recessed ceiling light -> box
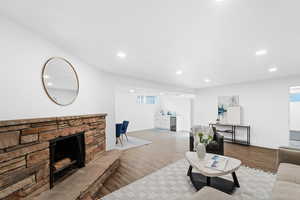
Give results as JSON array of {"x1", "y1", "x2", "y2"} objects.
[
  {"x1": 255, "y1": 49, "x2": 267, "y2": 56},
  {"x1": 268, "y1": 67, "x2": 278, "y2": 72},
  {"x1": 47, "y1": 82, "x2": 53, "y2": 86},
  {"x1": 176, "y1": 70, "x2": 183, "y2": 75},
  {"x1": 117, "y1": 51, "x2": 126, "y2": 59},
  {"x1": 129, "y1": 89, "x2": 135, "y2": 93},
  {"x1": 159, "y1": 92, "x2": 165, "y2": 95},
  {"x1": 216, "y1": 0, "x2": 224, "y2": 2},
  {"x1": 204, "y1": 78, "x2": 211, "y2": 83}
]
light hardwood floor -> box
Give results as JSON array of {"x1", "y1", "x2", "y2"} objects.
[{"x1": 96, "y1": 129, "x2": 277, "y2": 199}]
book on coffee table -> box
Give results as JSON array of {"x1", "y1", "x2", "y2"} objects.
[{"x1": 205, "y1": 155, "x2": 228, "y2": 171}]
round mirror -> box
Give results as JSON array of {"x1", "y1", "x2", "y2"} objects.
[{"x1": 42, "y1": 57, "x2": 79, "y2": 106}]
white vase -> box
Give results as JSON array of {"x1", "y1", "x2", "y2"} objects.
[{"x1": 196, "y1": 143, "x2": 206, "y2": 159}]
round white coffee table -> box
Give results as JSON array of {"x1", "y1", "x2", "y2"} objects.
[{"x1": 185, "y1": 152, "x2": 241, "y2": 194}]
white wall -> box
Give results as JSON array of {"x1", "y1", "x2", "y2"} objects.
[
  {"x1": 0, "y1": 15, "x2": 192, "y2": 147},
  {"x1": 115, "y1": 92, "x2": 159, "y2": 132},
  {"x1": 5, "y1": 12, "x2": 298, "y2": 149},
  {"x1": 115, "y1": 92, "x2": 192, "y2": 132},
  {"x1": 160, "y1": 96, "x2": 191, "y2": 131},
  {"x1": 194, "y1": 76, "x2": 300, "y2": 149},
  {"x1": 290, "y1": 102, "x2": 300, "y2": 131},
  {"x1": 0, "y1": 16, "x2": 120, "y2": 149}
]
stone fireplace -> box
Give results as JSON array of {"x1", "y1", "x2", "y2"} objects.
[{"x1": 0, "y1": 114, "x2": 106, "y2": 199}]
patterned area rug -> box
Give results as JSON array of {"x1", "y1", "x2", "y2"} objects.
[{"x1": 102, "y1": 159, "x2": 276, "y2": 200}]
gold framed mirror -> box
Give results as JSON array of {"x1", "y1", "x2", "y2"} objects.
[{"x1": 42, "y1": 57, "x2": 79, "y2": 106}]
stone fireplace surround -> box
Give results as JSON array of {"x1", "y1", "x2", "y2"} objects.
[{"x1": 0, "y1": 114, "x2": 106, "y2": 199}]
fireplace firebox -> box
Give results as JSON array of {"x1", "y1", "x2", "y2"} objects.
[{"x1": 49, "y1": 132, "x2": 85, "y2": 188}]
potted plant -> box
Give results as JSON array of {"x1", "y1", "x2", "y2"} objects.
[{"x1": 195, "y1": 133, "x2": 213, "y2": 159}]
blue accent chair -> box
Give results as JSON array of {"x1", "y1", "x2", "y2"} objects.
[
  {"x1": 116, "y1": 123, "x2": 123, "y2": 145},
  {"x1": 120, "y1": 121, "x2": 129, "y2": 141}
]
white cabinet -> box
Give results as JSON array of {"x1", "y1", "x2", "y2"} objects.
[
  {"x1": 226, "y1": 106, "x2": 241, "y2": 125},
  {"x1": 175, "y1": 115, "x2": 184, "y2": 131},
  {"x1": 154, "y1": 115, "x2": 171, "y2": 130},
  {"x1": 154, "y1": 114, "x2": 188, "y2": 131}
]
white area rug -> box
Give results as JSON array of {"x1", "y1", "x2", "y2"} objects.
[
  {"x1": 102, "y1": 159, "x2": 276, "y2": 200},
  {"x1": 114, "y1": 136, "x2": 152, "y2": 150}
]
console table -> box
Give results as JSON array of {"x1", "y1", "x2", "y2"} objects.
[{"x1": 210, "y1": 123, "x2": 250, "y2": 145}]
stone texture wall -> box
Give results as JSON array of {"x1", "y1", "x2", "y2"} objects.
[{"x1": 0, "y1": 114, "x2": 106, "y2": 199}]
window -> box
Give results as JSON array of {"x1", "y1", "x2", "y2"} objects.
[
  {"x1": 136, "y1": 96, "x2": 144, "y2": 104},
  {"x1": 145, "y1": 96, "x2": 157, "y2": 104},
  {"x1": 290, "y1": 93, "x2": 300, "y2": 102},
  {"x1": 136, "y1": 95, "x2": 157, "y2": 104}
]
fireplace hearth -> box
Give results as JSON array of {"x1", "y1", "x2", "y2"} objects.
[{"x1": 49, "y1": 132, "x2": 85, "y2": 188}]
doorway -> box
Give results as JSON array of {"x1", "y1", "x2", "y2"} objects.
[{"x1": 289, "y1": 86, "x2": 300, "y2": 147}]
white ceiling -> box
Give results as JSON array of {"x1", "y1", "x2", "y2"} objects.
[
  {"x1": 1, "y1": 0, "x2": 300, "y2": 89},
  {"x1": 116, "y1": 86, "x2": 196, "y2": 99}
]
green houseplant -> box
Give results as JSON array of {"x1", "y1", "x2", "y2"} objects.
[{"x1": 195, "y1": 132, "x2": 213, "y2": 159}]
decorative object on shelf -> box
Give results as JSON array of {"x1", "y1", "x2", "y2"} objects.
[
  {"x1": 195, "y1": 133, "x2": 213, "y2": 159},
  {"x1": 159, "y1": 110, "x2": 165, "y2": 115},
  {"x1": 42, "y1": 57, "x2": 79, "y2": 106}
]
